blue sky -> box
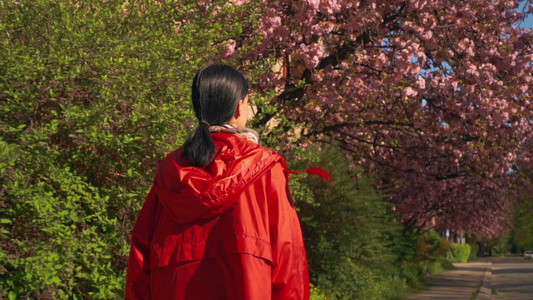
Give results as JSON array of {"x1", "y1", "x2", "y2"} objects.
[
  {"x1": 518, "y1": 1, "x2": 533, "y2": 29},
  {"x1": 520, "y1": 15, "x2": 532, "y2": 29}
]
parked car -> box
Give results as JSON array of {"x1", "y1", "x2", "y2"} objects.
[{"x1": 524, "y1": 251, "x2": 533, "y2": 259}]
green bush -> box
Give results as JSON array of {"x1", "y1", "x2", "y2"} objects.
[
  {"x1": 412, "y1": 230, "x2": 454, "y2": 280},
  {"x1": 468, "y1": 242, "x2": 479, "y2": 261},
  {"x1": 310, "y1": 284, "x2": 327, "y2": 300},
  {"x1": 417, "y1": 230, "x2": 451, "y2": 261},
  {"x1": 448, "y1": 244, "x2": 471, "y2": 263},
  {"x1": 511, "y1": 194, "x2": 533, "y2": 252},
  {"x1": 491, "y1": 236, "x2": 512, "y2": 256},
  {"x1": 0, "y1": 0, "x2": 257, "y2": 298},
  {"x1": 289, "y1": 146, "x2": 426, "y2": 299}
]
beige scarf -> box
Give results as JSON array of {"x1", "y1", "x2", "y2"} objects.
[{"x1": 209, "y1": 124, "x2": 260, "y2": 144}]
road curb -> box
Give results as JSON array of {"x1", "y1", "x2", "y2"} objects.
[{"x1": 477, "y1": 262, "x2": 493, "y2": 300}]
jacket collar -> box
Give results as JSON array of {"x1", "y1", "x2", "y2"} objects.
[{"x1": 208, "y1": 124, "x2": 260, "y2": 144}]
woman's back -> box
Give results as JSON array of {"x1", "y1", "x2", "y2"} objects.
[{"x1": 125, "y1": 65, "x2": 309, "y2": 299}]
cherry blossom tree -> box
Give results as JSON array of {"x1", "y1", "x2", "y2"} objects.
[{"x1": 223, "y1": 0, "x2": 533, "y2": 236}]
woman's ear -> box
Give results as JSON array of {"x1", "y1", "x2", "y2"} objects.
[
  {"x1": 231, "y1": 95, "x2": 249, "y2": 128},
  {"x1": 235, "y1": 97, "x2": 246, "y2": 117}
]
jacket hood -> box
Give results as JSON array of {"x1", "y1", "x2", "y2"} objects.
[{"x1": 153, "y1": 133, "x2": 285, "y2": 224}]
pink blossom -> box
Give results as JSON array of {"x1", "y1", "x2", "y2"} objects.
[
  {"x1": 306, "y1": 0, "x2": 320, "y2": 10},
  {"x1": 310, "y1": 21, "x2": 335, "y2": 36},
  {"x1": 414, "y1": 77, "x2": 426, "y2": 89},
  {"x1": 220, "y1": 40, "x2": 236, "y2": 58},
  {"x1": 402, "y1": 86, "x2": 418, "y2": 98},
  {"x1": 299, "y1": 43, "x2": 324, "y2": 69},
  {"x1": 232, "y1": 0, "x2": 248, "y2": 6},
  {"x1": 226, "y1": 0, "x2": 533, "y2": 236}
]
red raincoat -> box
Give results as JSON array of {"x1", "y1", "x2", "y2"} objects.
[{"x1": 126, "y1": 133, "x2": 310, "y2": 299}]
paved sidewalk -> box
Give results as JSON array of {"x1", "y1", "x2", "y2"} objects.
[{"x1": 405, "y1": 259, "x2": 492, "y2": 300}]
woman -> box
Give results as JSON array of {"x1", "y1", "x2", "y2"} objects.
[{"x1": 126, "y1": 64, "x2": 310, "y2": 299}]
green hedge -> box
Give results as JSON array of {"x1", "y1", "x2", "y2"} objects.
[
  {"x1": 0, "y1": 1, "x2": 255, "y2": 298},
  {"x1": 289, "y1": 146, "x2": 429, "y2": 299},
  {"x1": 449, "y1": 244, "x2": 471, "y2": 263},
  {"x1": 468, "y1": 243, "x2": 479, "y2": 261}
]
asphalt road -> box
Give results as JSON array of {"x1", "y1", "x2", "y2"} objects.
[
  {"x1": 405, "y1": 261, "x2": 489, "y2": 299},
  {"x1": 404, "y1": 256, "x2": 533, "y2": 300},
  {"x1": 490, "y1": 256, "x2": 533, "y2": 299}
]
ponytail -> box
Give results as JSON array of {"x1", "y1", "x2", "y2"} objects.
[{"x1": 182, "y1": 122, "x2": 215, "y2": 167}]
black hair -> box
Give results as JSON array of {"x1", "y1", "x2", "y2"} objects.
[{"x1": 182, "y1": 64, "x2": 249, "y2": 167}]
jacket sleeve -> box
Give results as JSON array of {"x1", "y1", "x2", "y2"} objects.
[
  {"x1": 125, "y1": 186, "x2": 159, "y2": 299},
  {"x1": 266, "y1": 163, "x2": 310, "y2": 300}
]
